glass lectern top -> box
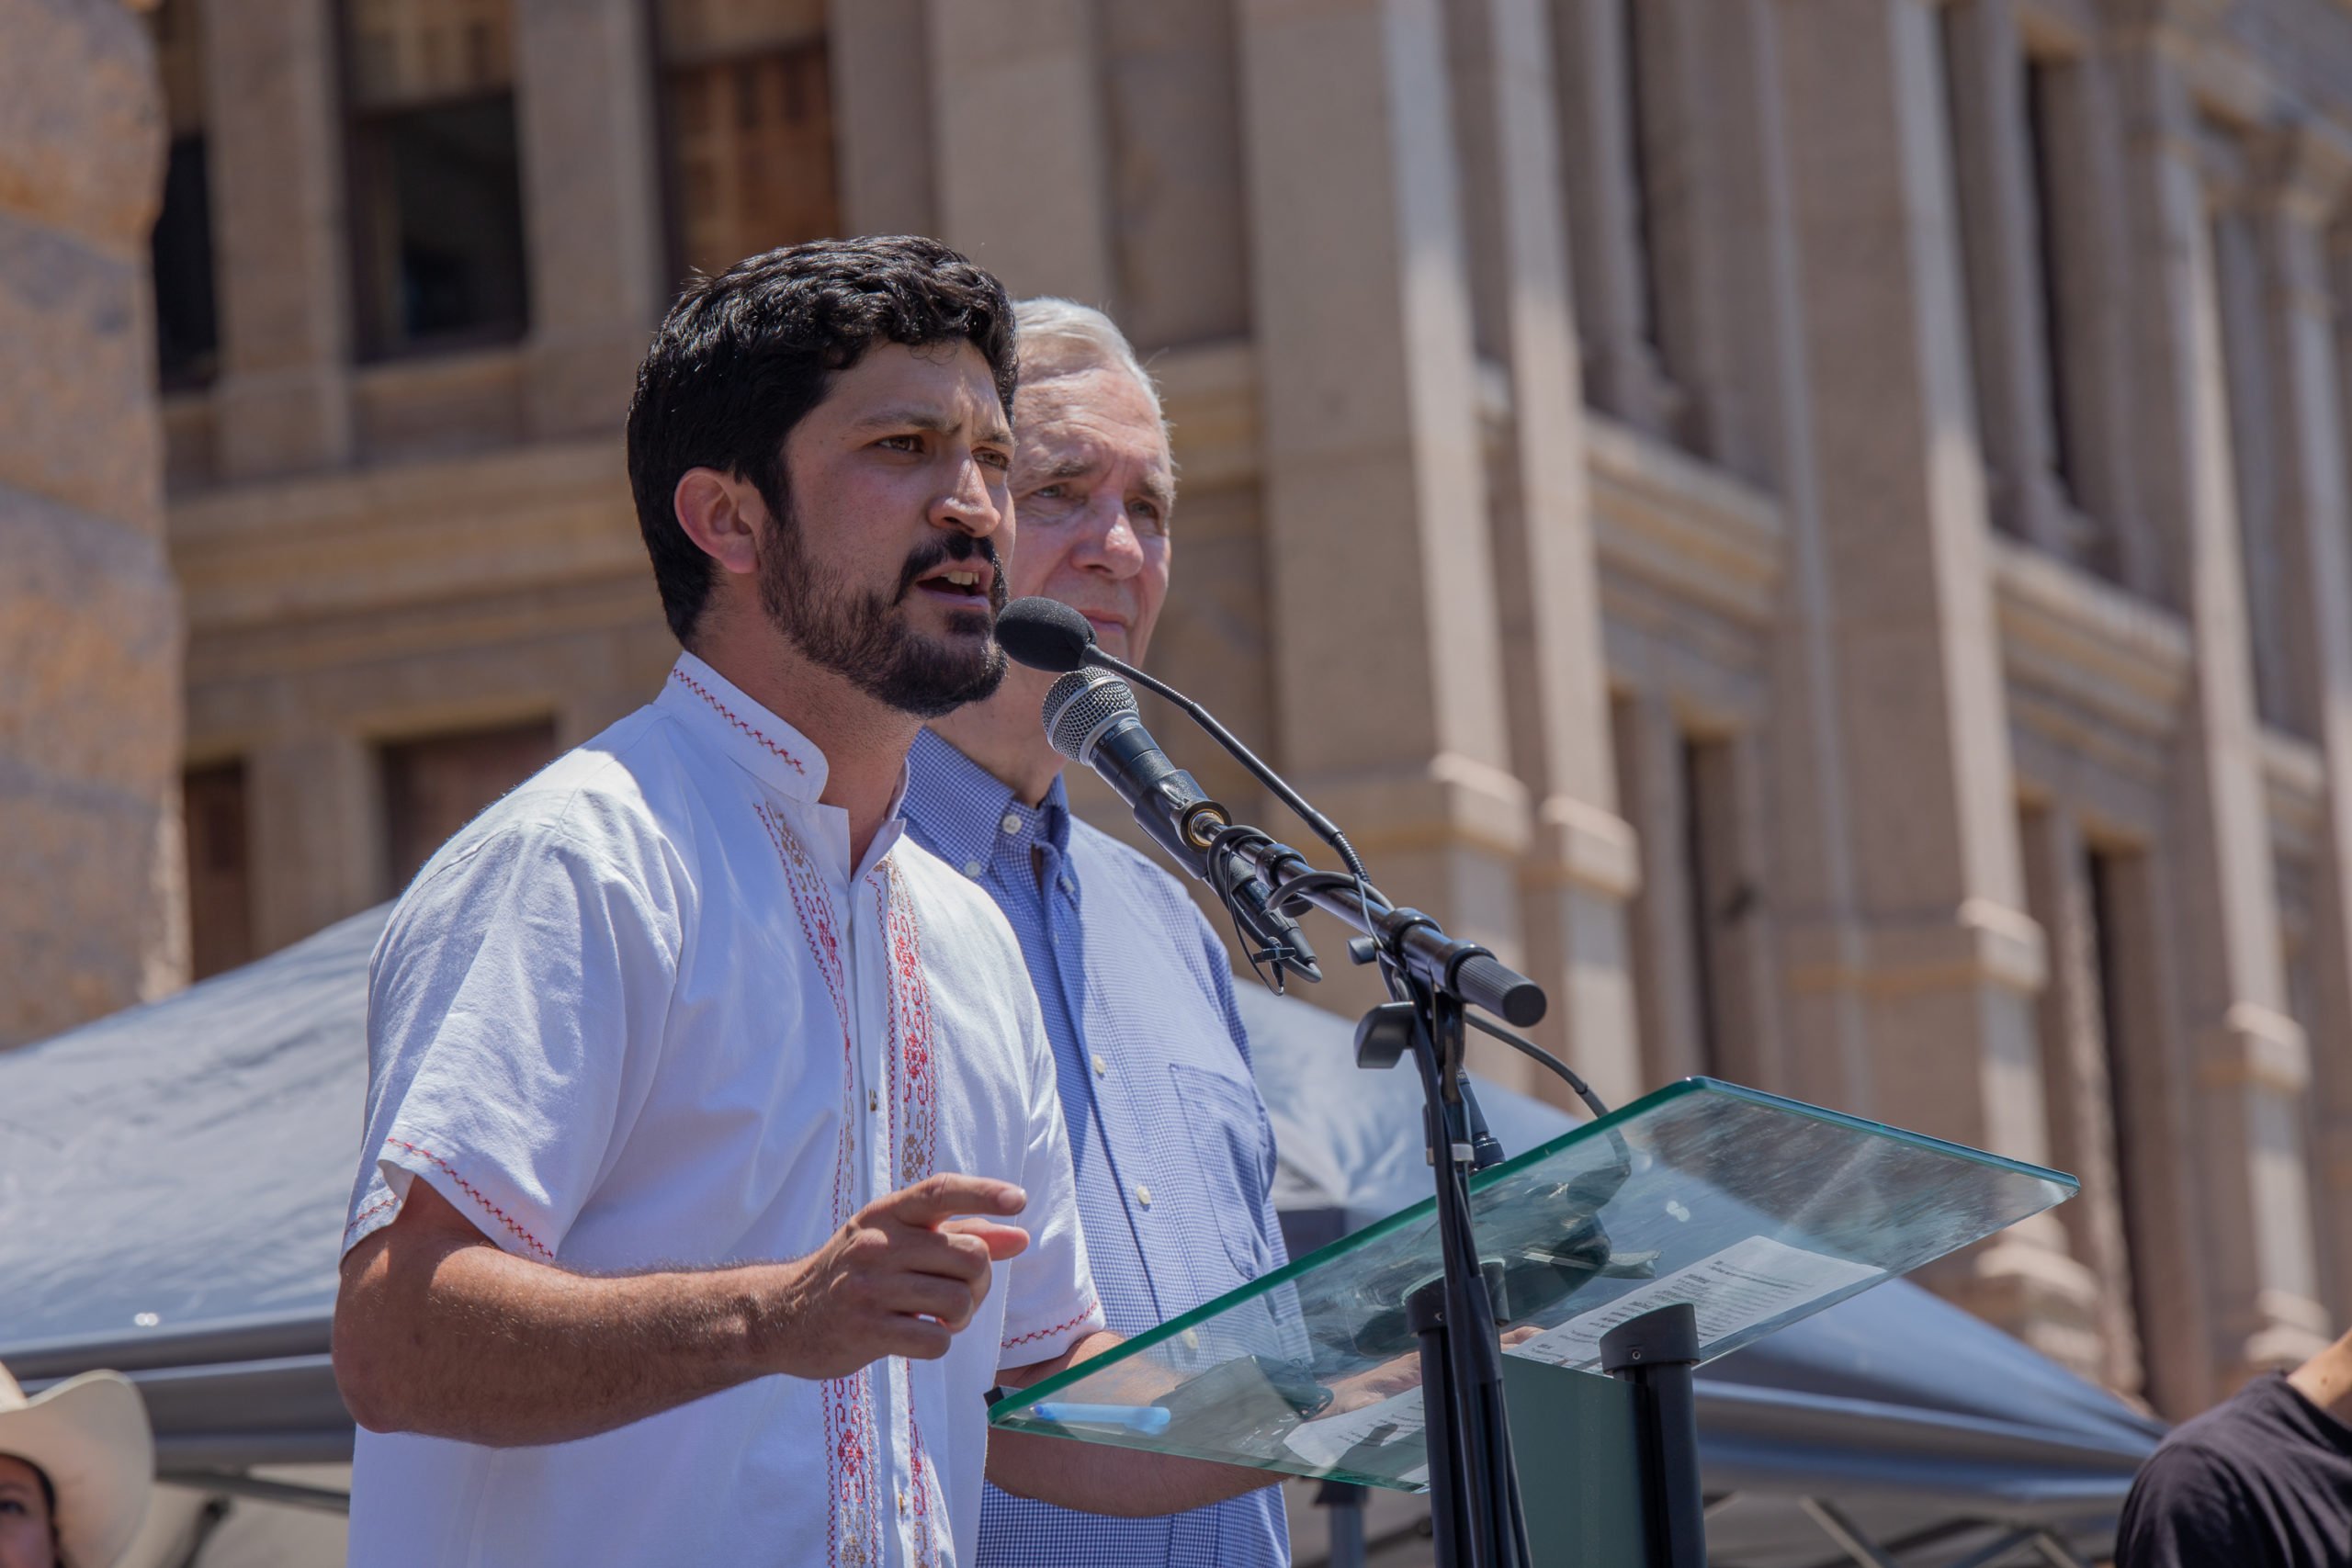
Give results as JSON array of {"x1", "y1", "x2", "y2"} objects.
[{"x1": 989, "y1": 1077, "x2": 2075, "y2": 1491}]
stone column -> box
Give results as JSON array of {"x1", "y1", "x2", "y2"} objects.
[
  {"x1": 248, "y1": 734, "x2": 379, "y2": 955},
  {"x1": 2018, "y1": 805, "x2": 2146, "y2": 1390},
  {"x1": 926, "y1": 0, "x2": 1114, "y2": 304},
  {"x1": 1551, "y1": 0, "x2": 1672, "y2": 431},
  {"x1": 204, "y1": 0, "x2": 354, "y2": 479},
  {"x1": 515, "y1": 0, "x2": 665, "y2": 438},
  {"x1": 1771, "y1": 0, "x2": 2097, "y2": 1356},
  {"x1": 1634, "y1": 0, "x2": 1739, "y2": 455},
  {"x1": 831, "y1": 0, "x2": 935, "y2": 237},
  {"x1": 1447, "y1": 0, "x2": 1643, "y2": 1110},
  {"x1": 1939, "y1": 0, "x2": 2078, "y2": 553},
  {"x1": 1613, "y1": 695, "x2": 1702, "y2": 1086},
  {"x1": 2253, "y1": 123, "x2": 2352, "y2": 1337},
  {"x1": 2063, "y1": 45, "x2": 2167, "y2": 597},
  {"x1": 2100, "y1": 0, "x2": 2331, "y2": 1390},
  {"x1": 1237, "y1": 0, "x2": 1533, "y2": 1086},
  {"x1": 0, "y1": 0, "x2": 186, "y2": 1047}
]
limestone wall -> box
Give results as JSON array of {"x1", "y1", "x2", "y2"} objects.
[{"x1": 0, "y1": 0, "x2": 186, "y2": 1047}]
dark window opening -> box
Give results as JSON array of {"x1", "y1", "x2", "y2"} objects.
[
  {"x1": 147, "y1": 0, "x2": 218, "y2": 389},
  {"x1": 1679, "y1": 735, "x2": 1725, "y2": 1080},
  {"x1": 381, "y1": 719, "x2": 558, "y2": 891},
  {"x1": 1621, "y1": 0, "x2": 1665, "y2": 361},
  {"x1": 2024, "y1": 56, "x2": 2079, "y2": 505},
  {"x1": 2087, "y1": 848, "x2": 2154, "y2": 1396},
  {"x1": 184, "y1": 761, "x2": 254, "y2": 980},
  {"x1": 153, "y1": 134, "x2": 221, "y2": 389},
  {"x1": 349, "y1": 96, "x2": 531, "y2": 359},
  {"x1": 1937, "y1": 3, "x2": 2000, "y2": 502}
]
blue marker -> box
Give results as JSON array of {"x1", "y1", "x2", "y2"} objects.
[{"x1": 1030, "y1": 1403, "x2": 1174, "y2": 1437}]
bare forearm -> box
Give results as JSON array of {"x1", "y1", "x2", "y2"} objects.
[
  {"x1": 987, "y1": 1428, "x2": 1273, "y2": 1517},
  {"x1": 334, "y1": 1171, "x2": 1029, "y2": 1448},
  {"x1": 987, "y1": 1331, "x2": 1270, "y2": 1516},
  {"x1": 335, "y1": 1235, "x2": 776, "y2": 1447}
]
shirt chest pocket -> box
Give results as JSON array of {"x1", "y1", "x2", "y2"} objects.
[{"x1": 1165, "y1": 1062, "x2": 1275, "y2": 1280}]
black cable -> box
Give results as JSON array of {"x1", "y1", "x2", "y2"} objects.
[
  {"x1": 1087, "y1": 649, "x2": 1374, "y2": 884},
  {"x1": 1461, "y1": 1012, "x2": 1613, "y2": 1122}
]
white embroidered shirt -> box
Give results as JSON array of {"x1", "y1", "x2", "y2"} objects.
[{"x1": 339, "y1": 652, "x2": 1103, "y2": 1568}]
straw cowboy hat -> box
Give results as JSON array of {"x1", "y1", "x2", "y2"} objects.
[{"x1": 0, "y1": 1363, "x2": 152, "y2": 1568}]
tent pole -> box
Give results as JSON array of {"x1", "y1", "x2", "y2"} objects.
[
  {"x1": 2030, "y1": 1532, "x2": 2093, "y2": 1568},
  {"x1": 164, "y1": 1471, "x2": 352, "y2": 1515},
  {"x1": 1800, "y1": 1496, "x2": 1901, "y2": 1568},
  {"x1": 1940, "y1": 1529, "x2": 2044, "y2": 1568}
]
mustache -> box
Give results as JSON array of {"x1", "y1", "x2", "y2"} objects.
[{"x1": 894, "y1": 532, "x2": 1007, "y2": 608}]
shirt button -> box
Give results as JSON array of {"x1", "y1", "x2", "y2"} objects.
[
  {"x1": 897, "y1": 1486, "x2": 908, "y2": 1517},
  {"x1": 962, "y1": 860, "x2": 983, "y2": 878},
  {"x1": 1059, "y1": 875, "x2": 1075, "y2": 894},
  {"x1": 1136, "y1": 1183, "x2": 1153, "y2": 1209},
  {"x1": 1091, "y1": 1053, "x2": 1108, "y2": 1077},
  {"x1": 1001, "y1": 812, "x2": 1022, "y2": 835}
]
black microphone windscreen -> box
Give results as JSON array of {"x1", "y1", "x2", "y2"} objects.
[{"x1": 997, "y1": 597, "x2": 1096, "y2": 672}]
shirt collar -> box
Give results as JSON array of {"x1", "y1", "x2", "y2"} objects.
[
  {"x1": 904, "y1": 730, "x2": 1072, "y2": 876},
  {"x1": 656, "y1": 652, "x2": 830, "y2": 802}
]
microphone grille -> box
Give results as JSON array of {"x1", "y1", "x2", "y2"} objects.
[{"x1": 1042, "y1": 670, "x2": 1138, "y2": 764}]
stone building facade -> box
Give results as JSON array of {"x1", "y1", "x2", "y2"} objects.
[{"x1": 9, "y1": 0, "x2": 2352, "y2": 1428}]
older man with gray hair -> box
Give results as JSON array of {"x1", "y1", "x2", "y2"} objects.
[{"x1": 903, "y1": 299, "x2": 1293, "y2": 1566}]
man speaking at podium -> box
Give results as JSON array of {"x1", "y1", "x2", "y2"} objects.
[
  {"x1": 908, "y1": 299, "x2": 1295, "y2": 1567},
  {"x1": 330, "y1": 239, "x2": 1258, "y2": 1567}
]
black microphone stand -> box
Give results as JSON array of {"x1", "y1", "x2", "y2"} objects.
[{"x1": 1069, "y1": 640, "x2": 1537, "y2": 1568}]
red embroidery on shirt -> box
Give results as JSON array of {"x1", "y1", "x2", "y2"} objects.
[
  {"x1": 1001, "y1": 1291, "x2": 1102, "y2": 1352},
  {"x1": 757, "y1": 806, "x2": 880, "y2": 1564},
  {"x1": 672, "y1": 668, "x2": 808, "y2": 775},
  {"x1": 901, "y1": 1361, "x2": 943, "y2": 1568},
  {"x1": 880, "y1": 865, "x2": 944, "y2": 1566},
  {"x1": 877, "y1": 863, "x2": 939, "y2": 1190},
  {"x1": 382, "y1": 1138, "x2": 556, "y2": 1261},
  {"x1": 341, "y1": 1195, "x2": 400, "y2": 1240}
]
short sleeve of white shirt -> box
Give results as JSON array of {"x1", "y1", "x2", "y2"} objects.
[
  {"x1": 341, "y1": 801, "x2": 683, "y2": 1263},
  {"x1": 986, "y1": 918, "x2": 1102, "y2": 1371}
]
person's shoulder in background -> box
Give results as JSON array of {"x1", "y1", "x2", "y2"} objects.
[{"x1": 2113, "y1": 1374, "x2": 2335, "y2": 1568}]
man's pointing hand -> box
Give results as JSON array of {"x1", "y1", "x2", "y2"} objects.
[{"x1": 767, "y1": 1173, "x2": 1032, "y2": 1381}]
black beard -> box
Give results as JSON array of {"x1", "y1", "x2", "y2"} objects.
[{"x1": 755, "y1": 496, "x2": 1008, "y2": 719}]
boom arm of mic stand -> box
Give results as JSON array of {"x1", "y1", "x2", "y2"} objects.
[
  {"x1": 1080, "y1": 647, "x2": 1371, "y2": 881},
  {"x1": 1209, "y1": 829, "x2": 1549, "y2": 1030}
]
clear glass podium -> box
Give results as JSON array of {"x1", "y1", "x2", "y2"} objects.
[{"x1": 989, "y1": 1077, "x2": 2076, "y2": 1507}]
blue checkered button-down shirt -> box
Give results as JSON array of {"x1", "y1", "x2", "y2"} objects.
[{"x1": 903, "y1": 730, "x2": 1292, "y2": 1568}]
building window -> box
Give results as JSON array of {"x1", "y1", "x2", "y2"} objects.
[
  {"x1": 184, "y1": 761, "x2": 254, "y2": 980},
  {"x1": 1553, "y1": 0, "x2": 1707, "y2": 448},
  {"x1": 2021, "y1": 54, "x2": 2080, "y2": 505},
  {"x1": 148, "y1": 0, "x2": 220, "y2": 389},
  {"x1": 343, "y1": 0, "x2": 530, "y2": 361},
  {"x1": 656, "y1": 0, "x2": 841, "y2": 287},
  {"x1": 1611, "y1": 697, "x2": 1751, "y2": 1085},
  {"x1": 2207, "y1": 181, "x2": 2303, "y2": 735},
  {"x1": 2085, "y1": 845, "x2": 2154, "y2": 1400},
  {"x1": 1937, "y1": 9, "x2": 2109, "y2": 567},
  {"x1": 1678, "y1": 733, "x2": 1735, "y2": 1080},
  {"x1": 380, "y1": 718, "x2": 558, "y2": 890}
]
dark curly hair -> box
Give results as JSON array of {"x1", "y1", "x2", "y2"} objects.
[{"x1": 625, "y1": 236, "x2": 1019, "y2": 644}]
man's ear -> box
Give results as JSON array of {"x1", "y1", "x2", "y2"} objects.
[{"x1": 673, "y1": 468, "x2": 765, "y2": 578}]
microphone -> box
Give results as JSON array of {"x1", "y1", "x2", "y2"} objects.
[
  {"x1": 997, "y1": 597, "x2": 1096, "y2": 673},
  {"x1": 1043, "y1": 669, "x2": 1319, "y2": 984},
  {"x1": 1043, "y1": 668, "x2": 1224, "y2": 873}
]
